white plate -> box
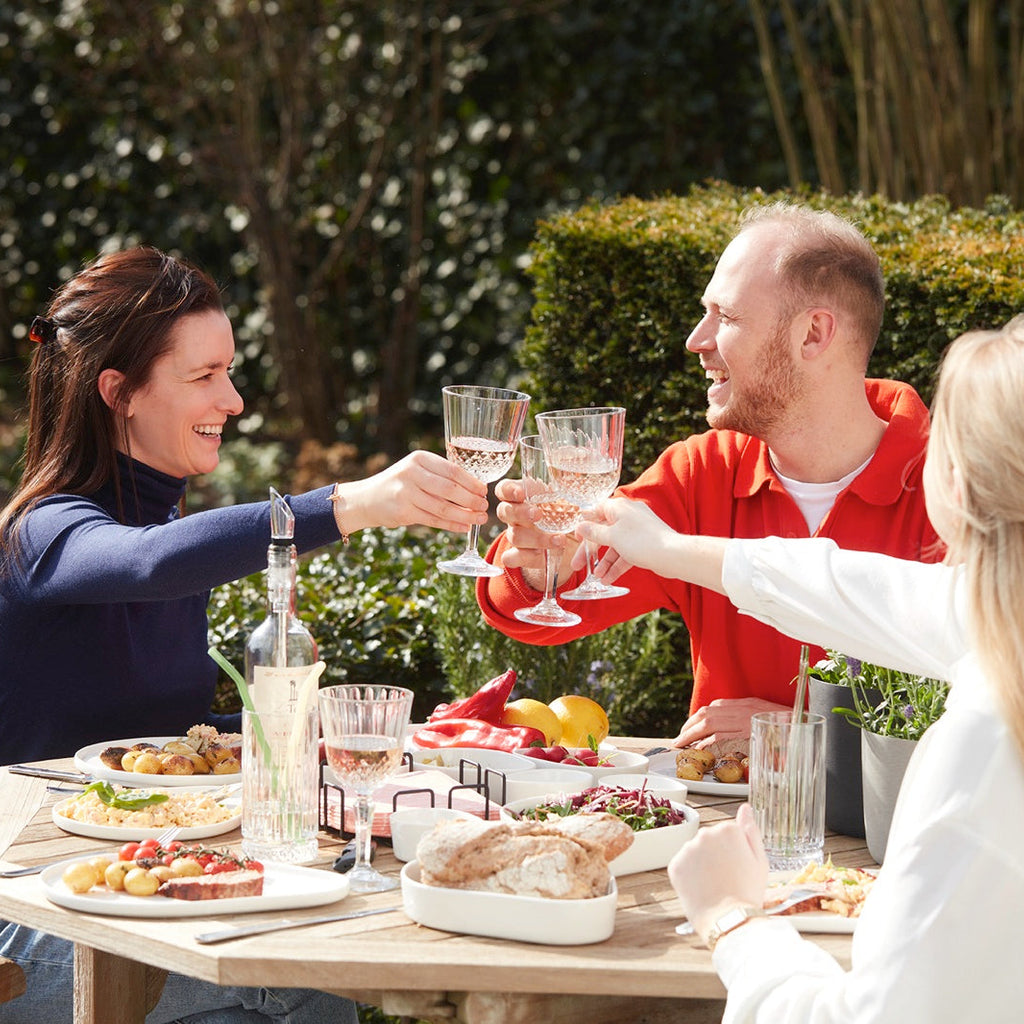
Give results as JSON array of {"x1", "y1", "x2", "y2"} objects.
[
  {"x1": 74, "y1": 737, "x2": 242, "y2": 789},
  {"x1": 501, "y1": 796, "x2": 699, "y2": 876},
  {"x1": 400, "y1": 860, "x2": 617, "y2": 944},
  {"x1": 42, "y1": 857, "x2": 349, "y2": 918},
  {"x1": 52, "y1": 791, "x2": 242, "y2": 842},
  {"x1": 647, "y1": 749, "x2": 749, "y2": 797},
  {"x1": 409, "y1": 747, "x2": 537, "y2": 780}
]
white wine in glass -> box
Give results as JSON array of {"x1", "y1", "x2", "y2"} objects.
[
  {"x1": 319, "y1": 684, "x2": 414, "y2": 893},
  {"x1": 437, "y1": 384, "x2": 531, "y2": 577},
  {"x1": 536, "y1": 406, "x2": 629, "y2": 600},
  {"x1": 513, "y1": 435, "x2": 582, "y2": 627}
]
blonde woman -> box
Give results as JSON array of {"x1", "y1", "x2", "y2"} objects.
[{"x1": 576, "y1": 317, "x2": 1024, "y2": 1021}]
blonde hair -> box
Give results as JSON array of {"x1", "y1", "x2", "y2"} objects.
[
  {"x1": 738, "y1": 202, "x2": 884, "y2": 368},
  {"x1": 929, "y1": 315, "x2": 1024, "y2": 762}
]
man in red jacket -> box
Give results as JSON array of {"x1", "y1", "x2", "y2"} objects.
[{"x1": 476, "y1": 202, "x2": 943, "y2": 748}]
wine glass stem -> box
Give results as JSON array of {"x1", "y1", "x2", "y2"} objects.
[
  {"x1": 542, "y1": 548, "x2": 557, "y2": 601},
  {"x1": 353, "y1": 792, "x2": 375, "y2": 871},
  {"x1": 463, "y1": 522, "x2": 482, "y2": 557},
  {"x1": 582, "y1": 538, "x2": 598, "y2": 579}
]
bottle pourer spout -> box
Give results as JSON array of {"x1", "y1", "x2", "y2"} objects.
[{"x1": 269, "y1": 487, "x2": 295, "y2": 543}]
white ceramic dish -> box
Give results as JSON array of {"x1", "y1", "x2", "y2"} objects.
[
  {"x1": 593, "y1": 772, "x2": 688, "y2": 803},
  {"x1": 400, "y1": 860, "x2": 617, "y2": 944},
  {"x1": 389, "y1": 807, "x2": 479, "y2": 862},
  {"x1": 409, "y1": 747, "x2": 536, "y2": 781},
  {"x1": 52, "y1": 790, "x2": 242, "y2": 842},
  {"x1": 502, "y1": 767, "x2": 594, "y2": 803},
  {"x1": 74, "y1": 737, "x2": 242, "y2": 789},
  {"x1": 514, "y1": 748, "x2": 648, "y2": 780},
  {"x1": 647, "y1": 749, "x2": 749, "y2": 797},
  {"x1": 500, "y1": 795, "x2": 699, "y2": 876},
  {"x1": 42, "y1": 858, "x2": 349, "y2": 918}
]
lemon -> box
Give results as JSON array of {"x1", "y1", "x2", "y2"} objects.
[
  {"x1": 548, "y1": 695, "x2": 610, "y2": 748},
  {"x1": 499, "y1": 698, "x2": 563, "y2": 746}
]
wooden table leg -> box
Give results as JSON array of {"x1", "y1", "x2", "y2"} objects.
[{"x1": 73, "y1": 945, "x2": 151, "y2": 1024}]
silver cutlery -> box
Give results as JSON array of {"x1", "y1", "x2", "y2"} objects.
[
  {"x1": 9, "y1": 765, "x2": 92, "y2": 784},
  {"x1": 194, "y1": 906, "x2": 400, "y2": 944},
  {"x1": 675, "y1": 887, "x2": 821, "y2": 936}
]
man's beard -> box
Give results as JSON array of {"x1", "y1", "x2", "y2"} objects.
[{"x1": 706, "y1": 321, "x2": 802, "y2": 437}]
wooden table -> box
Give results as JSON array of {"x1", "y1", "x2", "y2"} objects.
[{"x1": 0, "y1": 739, "x2": 874, "y2": 1024}]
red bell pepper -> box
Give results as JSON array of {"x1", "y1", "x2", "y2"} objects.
[
  {"x1": 427, "y1": 668, "x2": 517, "y2": 725},
  {"x1": 411, "y1": 717, "x2": 545, "y2": 752}
]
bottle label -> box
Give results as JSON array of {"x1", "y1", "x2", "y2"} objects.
[{"x1": 251, "y1": 665, "x2": 314, "y2": 715}]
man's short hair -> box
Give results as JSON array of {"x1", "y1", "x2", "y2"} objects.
[{"x1": 738, "y1": 202, "x2": 885, "y2": 366}]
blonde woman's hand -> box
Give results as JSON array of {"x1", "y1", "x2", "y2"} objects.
[
  {"x1": 573, "y1": 497, "x2": 672, "y2": 576},
  {"x1": 669, "y1": 803, "x2": 769, "y2": 945},
  {"x1": 337, "y1": 450, "x2": 489, "y2": 534}
]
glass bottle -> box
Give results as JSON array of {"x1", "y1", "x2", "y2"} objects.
[{"x1": 244, "y1": 487, "x2": 318, "y2": 715}]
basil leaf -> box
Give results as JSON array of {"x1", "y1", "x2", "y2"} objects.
[{"x1": 80, "y1": 780, "x2": 169, "y2": 810}]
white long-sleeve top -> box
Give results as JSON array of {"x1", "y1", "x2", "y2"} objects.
[{"x1": 713, "y1": 537, "x2": 1024, "y2": 1023}]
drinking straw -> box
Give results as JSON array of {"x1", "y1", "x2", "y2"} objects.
[
  {"x1": 783, "y1": 644, "x2": 811, "y2": 861},
  {"x1": 208, "y1": 645, "x2": 270, "y2": 764},
  {"x1": 791, "y1": 644, "x2": 810, "y2": 726}
]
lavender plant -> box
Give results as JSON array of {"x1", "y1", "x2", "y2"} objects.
[{"x1": 812, "y1": 652, "x2": 949, "y2": 741}]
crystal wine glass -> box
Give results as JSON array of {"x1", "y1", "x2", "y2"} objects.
[
  {"x1": 318, "y1": 684, "x2": 414, "y2": 893},
  {"x1": 437, "y1": 384, "x2": 531, "y2": 577},
  {"x1": 535, "y1": 406, "x2": 629, "y2": 600},
  {"x1": 513, "y1": 435, "x2": 582, "y2": 627}
]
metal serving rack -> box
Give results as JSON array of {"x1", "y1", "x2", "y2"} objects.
[{"x1": 319, "y1": 751, "x2": 510, "y2": 838}]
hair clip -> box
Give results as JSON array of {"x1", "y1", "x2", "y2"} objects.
[{"x1": 28, "y1": 316, "x2": 57, "y2": 344}]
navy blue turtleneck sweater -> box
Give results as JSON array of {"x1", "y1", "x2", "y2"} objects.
[{"x1": 0, "y1": 456, "x2": 339, "y2": 763}]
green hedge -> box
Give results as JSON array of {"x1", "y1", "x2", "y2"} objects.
[{"x1": 520, "y1": 182, "x2": 1024, "y2": 480}]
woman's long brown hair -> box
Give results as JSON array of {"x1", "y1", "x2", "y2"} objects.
[{"x1": 0, "y1": 247, "x2": 223, "y2": 569}]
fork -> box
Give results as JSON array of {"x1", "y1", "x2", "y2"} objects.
[
  {"x1": 0, "y1": 825, "x2": 184, "y2": 878},
  {"x1": 675, "y1": 887, "x2": 820, "y2": 936}
]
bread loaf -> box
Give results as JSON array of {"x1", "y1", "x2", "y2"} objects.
[{"x1": 415, "y1": 813, "x2": 632, "y2": 899}]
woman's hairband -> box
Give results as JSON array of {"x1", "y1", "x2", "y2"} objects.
[{"x1": 28, "y1": 316, "x2": 57, "y2": 344}]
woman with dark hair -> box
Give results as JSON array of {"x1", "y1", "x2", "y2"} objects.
[{"x1": 0, "y1": 246, "x2": 490, "y2": 1023}]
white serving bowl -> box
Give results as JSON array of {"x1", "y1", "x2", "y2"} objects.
[
  {"x1": 400, "y1": 860, "x2": 618, "y2": 944},
  {"x1": 410, "y1": 747, "x2": 537, "y2": 782},
  {"x1": 389, "y1": 807, "x2": 479, "y2": 863},
  {"x1": 502, "y1": 767, "x2": 594, "y2": 803},
  {"x1": 500, "y1": 795, "x2": 699, "y2": 876},
  {"x1": 593, "y1": 772, "x2": 688, "y2": 803}
]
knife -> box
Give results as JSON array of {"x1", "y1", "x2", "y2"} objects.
[
  {"x1": 9, "y1": 765, "x2": 92, "y2": 784},
  {"x1": 194, "y1": 906, "x2": 400, "y2": 944}
]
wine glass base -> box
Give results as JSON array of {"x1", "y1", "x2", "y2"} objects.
[
  {"x1": 345, "y1": 864, "x2": 401, "y2": 894},
  {"x1": 437, "y1": 553, "x2": 503, "y2": 577},
  {"x1": 562, "y1": 580, "x2": 630, "y2": 601},
  {"x1": 514, "y1": 604, "x2": 582, "y2": 627}
]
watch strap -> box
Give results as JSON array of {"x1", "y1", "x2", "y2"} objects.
[{"x1": 705, "y1": 904, "x2": 766, "y2": 951}]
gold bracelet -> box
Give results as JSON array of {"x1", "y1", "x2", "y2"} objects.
[{"x1": 327, "y1": 485, "x2": 351, "y2": 545}]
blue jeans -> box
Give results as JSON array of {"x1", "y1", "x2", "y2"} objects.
[{"x1": 0, "y1": 924, "x2": 358, "y2": 1023}]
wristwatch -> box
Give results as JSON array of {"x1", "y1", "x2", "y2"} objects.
[{"x1": 704, "y1": 904, "x2": 766, "y2": 951}]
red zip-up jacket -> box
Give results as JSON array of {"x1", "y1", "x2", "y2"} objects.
[{"x1": 477, "y1": 380, "x2": 943, "y2": 715}]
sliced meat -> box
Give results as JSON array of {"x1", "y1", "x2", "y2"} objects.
[{"x1": 158, "y1": 869, "x2": 264, "y2": 901}]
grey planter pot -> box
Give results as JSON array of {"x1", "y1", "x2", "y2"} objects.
[
  {"x1": 861, "y1": 730, "x2": 919, "y2": 863},
  {"x1": 808, "y1": 677, "x2": 877, "y2": 838}
]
